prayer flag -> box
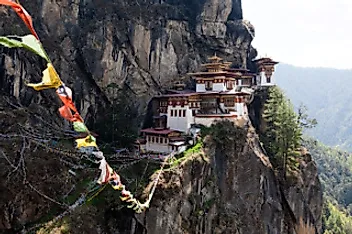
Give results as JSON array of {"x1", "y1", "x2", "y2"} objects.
[{"x1": 27, "y1": 63, "x2": 62, "y2": 90}]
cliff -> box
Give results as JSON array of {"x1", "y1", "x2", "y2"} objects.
[
  {"x1": 0, "y1": 0, "x2": 256, "y2": 131},
  {"x1": 0, "y1": 93, "x2": 323, "y2": 234},
  {"x1": 126, "y1": 121, "x2": 323, "y2": 234},
  {"x1": 0, "y1": 1, "x2": 322, "y2": 233}
]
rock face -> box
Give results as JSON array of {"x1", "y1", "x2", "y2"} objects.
[
  {"x1": 0, "y1": 0, "x2": 255, "y2": 130},
  {"x1": 0, "y1": 1, "x2": 322, "y2": 233},
  {"x1": 127, "y1": 122, "x2": 322, "y2": 234}
]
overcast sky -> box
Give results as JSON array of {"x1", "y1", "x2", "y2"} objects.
[{"x1": 242, "y1": 0, "x2": 352, "y2": 69}]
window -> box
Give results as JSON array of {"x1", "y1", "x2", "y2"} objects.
[
  {"x1": 227, "y1": 81, "x2": 233, "y2": 90},
  {"x1": 160, "y1": 138, "x2": 163, "y2": 144},
  {"x1": 148, "y1": 136, "x2": 151, "y2": 142},
  {"x1": 151, "y1": 137, "x2": 154, "y2": 143},
  {"x1": 225, "y1": 98, "x2": 234, "y2": 107},
  {"x1": 179, "y1": 110, "x2": 182, "y2": 117},
  {"x1": 156, "y1": 137, "x2": 159, "y2": 143},
  {"x1": 205, "y1": 81, "x2": 212, "y2": 90},
  {"x1": 183, "y1": 110, "x2": 186, "y2": 117},
  {"x1": 192, "y1": 110, "x2": 196, "y2": 116},
  {"x1": 171, "y1": 110, "x2": 174, "y2": 117}
]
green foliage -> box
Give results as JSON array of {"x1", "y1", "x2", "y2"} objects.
[
  {"x1": 297, "y1": 104, "x2": 317, "y2": 129},
  {"x1": 209, "y1": 119, "x2": 246, "y2": 151},
  {"x1": 323, "y1": 201, "x2": 352, "y2": 234},
  {"x1": 184, "y1": 141, "x2": 203, "y2": 156},
  {"x1": 168, "y1": 141, "x2": 203, "y2": 168},
  {"x1": 303, "y1": 137, "x2": 352, "y2": 232},
  {"x1": 199, "y1": 125, "x2": 212, "y2": 139},
  {"x1": 262, "y1": 86, "x2": 302, "y2": 174},
  {"x1": 303, "y1": 137, "x2": 352, "y2": 210}
]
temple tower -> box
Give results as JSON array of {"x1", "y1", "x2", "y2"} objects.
[
  {"x1": 190, "y1": 55, "x2": 236, "y2": 93},
  {"x1": 254, "y1": 57, "x2": 279, "y2": 86}
]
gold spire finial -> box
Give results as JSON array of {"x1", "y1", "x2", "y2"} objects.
[{"x1": 208, "y1": 53, "x2": 222, "y2": 63}]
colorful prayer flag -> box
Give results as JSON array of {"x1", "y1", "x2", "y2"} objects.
[
  {"x1": 0, "y1": 0, "x2": 39, "y2": 39},
  {"x1": 73, "y1": 122, "x2": 89, "y2": 133},
  {"x1": 27, "y1": 63, "x2": 62, "y2": 91},
  {"x1": 0, "y1": 35, "x2": 49, "y2": 61},
  {"x1": 75, "y1": 135, "x2": 97, "y2": 148},
  {"x1": 56, "y1": 85, "x2": 78, "y2": 113}
]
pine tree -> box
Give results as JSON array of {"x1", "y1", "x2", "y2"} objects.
[
  {"x1": 262, "y1": 86, "x2": 302, "y2": 176},
  {"x1": 297, "y1": 104, "x2": 318, "y2": 129}
]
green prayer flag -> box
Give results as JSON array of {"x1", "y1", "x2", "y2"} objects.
[
  {"x1": 73, "y1": 122, "x2": 89, "y2": 133},
  {"x1": 0, "y1": 35, "x2": 49, "y2": 62}
]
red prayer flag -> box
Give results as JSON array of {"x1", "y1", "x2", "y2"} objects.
[
  {"x1": 57, "y1": 95, "x2": 78, "y2": 113},
  {"x1": 56, "y1": 86, "x2": 83, "y2": 123},
  {"x1": 73, "y1": 113, "x2": 84, "y2": 123},
  {"x1": 0, "y1": 0, "x2": 39, "y2": 40},
  {"x1": 59, "y1": 106, "x2": 83, "y2": 122},
  {"x1": 59, "y1": 106, "x2": 74, "y2": 121},
  {"x1": 56, "y1": 86, "x2": 78, "y2": 113}
]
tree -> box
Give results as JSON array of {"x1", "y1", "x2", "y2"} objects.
[
  {"x1": 262, "y1": 86, "x2": 302, "y2": 177},
  {"x1": 297, "y1": 104, "x2": 318, "y2": 129}
]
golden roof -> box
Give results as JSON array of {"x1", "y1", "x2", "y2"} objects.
[{"x1": 207, "y1": 54, "x2": 223, "y2": 63}]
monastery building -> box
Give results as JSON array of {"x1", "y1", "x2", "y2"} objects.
[{"x1": 136, "y1": 55, "x2": 279, "y2": 154}]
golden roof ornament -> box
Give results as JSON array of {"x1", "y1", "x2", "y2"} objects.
[{"x1": 207, "y1": 53, "x2": 223, "y2": 63}]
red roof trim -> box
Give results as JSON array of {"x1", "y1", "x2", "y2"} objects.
[
  {"x1": 195, "y1": 114, "x2": 238, "y2": 118},
  {"x1": 156, "y1": 93, "x2": 197, "y2": 98},
  {"x1": 141, "y1": 128, "x2": 181, "y2": 135}
]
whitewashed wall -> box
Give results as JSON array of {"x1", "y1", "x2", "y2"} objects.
[
  {"x1": 167, "y1": 106, "x2": 193, "y2": 132},
  {"x1": 258, "y1": 72, "x2": 275, "y2": 86},
  {"x1": 146, "y1": 140, "x2": 170, "y2": 153},
  {"x1": 213, "y1": 83, "x2": 226, "y2": 92},
  {"x1": 196, "y1": 83, "x2": 206, "y2": 92}
]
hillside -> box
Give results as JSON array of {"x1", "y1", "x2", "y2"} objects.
[
  {"x1": 276, "y1": 64, "x2": 352, "y2": 151},
  {"x1": 303, "y1": 137, "x2": 352, "y2": 233},
  {"x1": 303, "y1": 138, "x2": 352, "y2": 208}
]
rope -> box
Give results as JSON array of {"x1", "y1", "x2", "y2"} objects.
[
  {"x1": 87, "y1": 184, "x2": 108, "y2": 202},
  {"x1": 26, "y1": 181, "x2": 68, "y2": 207},
  {"x1": 109, "y1": 152, "x2": 174, "y2": 213}
]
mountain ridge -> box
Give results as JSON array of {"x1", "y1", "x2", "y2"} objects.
[{"x1": 276, "y1": 63, "x2": 352, "y2": 151}]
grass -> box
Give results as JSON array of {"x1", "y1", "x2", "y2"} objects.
[{"x1": 167, "y1": 141, "x2": 203, "y2": 169}]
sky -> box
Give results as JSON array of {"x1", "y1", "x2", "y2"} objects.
[{"x1": 242, "y1": 0, "x2": 352, "y2": 69}]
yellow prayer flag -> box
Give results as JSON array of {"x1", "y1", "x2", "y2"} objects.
[
  {"x1": 75, "y1": 135, "x2": 97, "y2": 148},
  {"x1": 27, "y1": 63, "x2": 62, "y2": 91}
]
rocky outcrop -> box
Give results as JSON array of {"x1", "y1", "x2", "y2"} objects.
[
  {"x1": 122, "y1": 123, "x2": 322, "y2": 234},
  {"x1": 0, "y1": 0, "x2": 255, "y2": 130},
  {"x1": 248, "y1": 88, "x2": 323, "y2": 233},
  {"x1": 282, "y1": 150, "x2": 323, "y2": 233}
]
